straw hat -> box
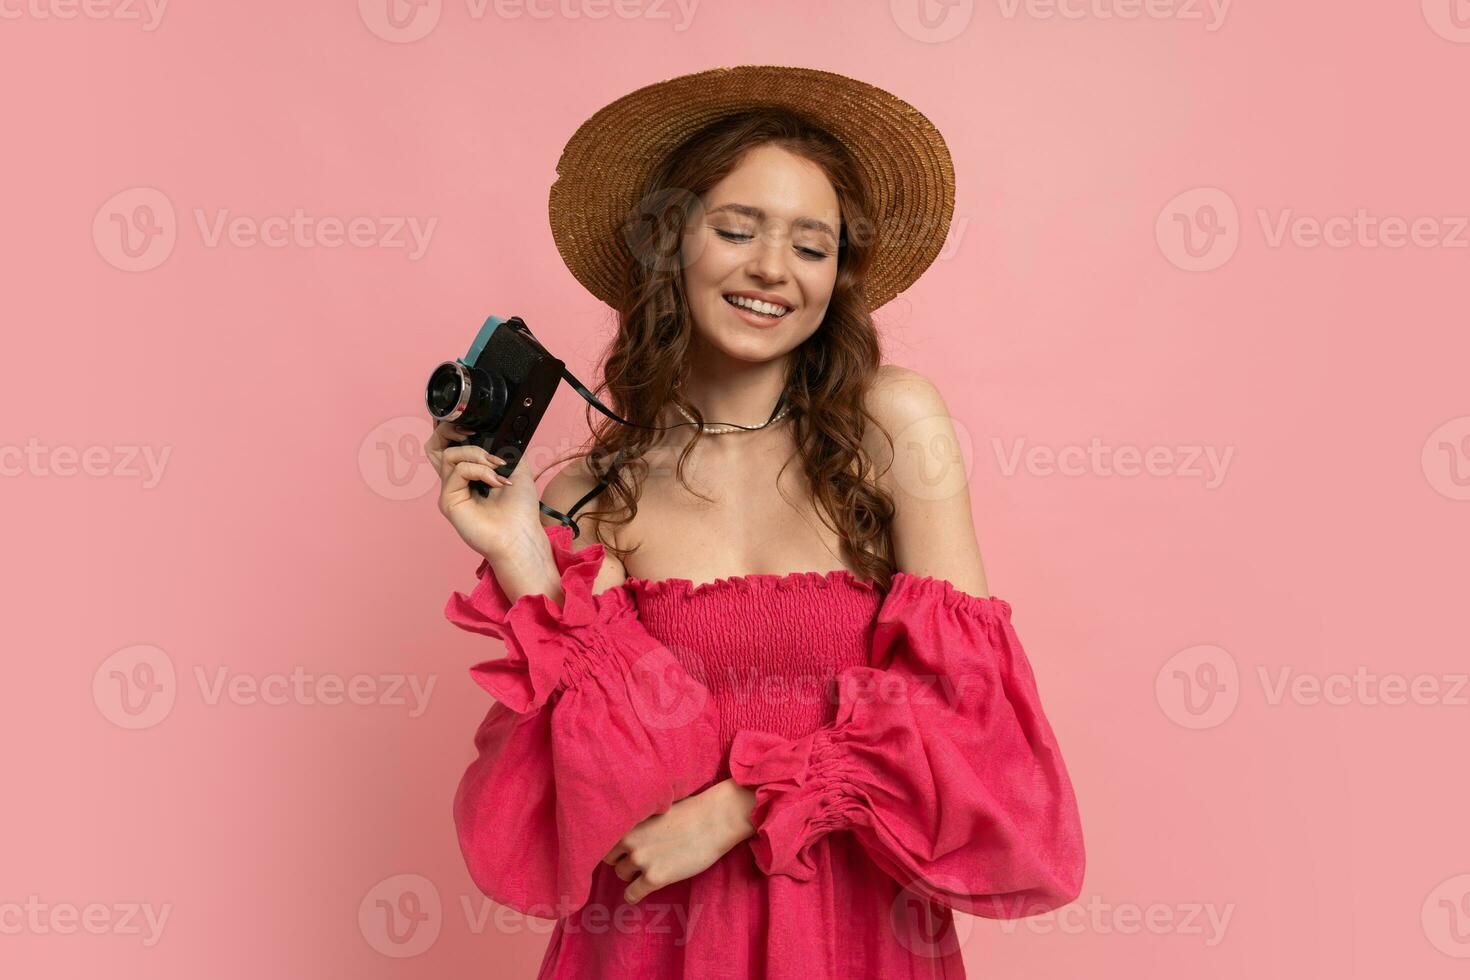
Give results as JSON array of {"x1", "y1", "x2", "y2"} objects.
[{"x1": 547, "y1": 65, "x2": 956, "y2": 312}]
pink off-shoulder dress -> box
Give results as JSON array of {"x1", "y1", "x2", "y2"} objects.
[{"x1": 444, "y1": 524, "x2": 1085, "y2": 979}]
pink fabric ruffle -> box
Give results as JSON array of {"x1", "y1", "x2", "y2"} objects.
[
  {"x1": 443, "y1": 524, "x2": 722, "y2": 917},
  {"x1": 444, "y1": 522, "x2": 637, "y2": 713},
  {"x1": 729, "y1": 572, "x2": 1086, "y2": 920}
]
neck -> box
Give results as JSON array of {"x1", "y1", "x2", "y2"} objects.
[{"x1": 670, "y1": 353, "x2": 791, "y2": 432}]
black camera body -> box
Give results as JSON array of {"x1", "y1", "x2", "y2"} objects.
[{"x1": 425, "y1": 315, "x2": 563, "y2": 497}]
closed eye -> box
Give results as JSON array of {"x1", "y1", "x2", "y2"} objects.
[{"x1": 714, "y1": 228, "x2": 831, "y2": 260}]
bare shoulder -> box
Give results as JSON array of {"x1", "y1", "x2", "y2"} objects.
[
  {"x1": 866, "y1": 363, "x2": 948, "y2": 419},
  {"x1": 861, "y1": 364, "x2": 990, "y2": 596},
  {"x1": 861, "y1": 363, "x2": 954, "y2": 476},
  {"x1": 539, "y1": 454, "x2": 629, "y2": 588}
]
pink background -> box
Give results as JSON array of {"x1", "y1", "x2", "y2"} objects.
[{"x1": 3, "y1": 1, "x2": 1469, "y2": 977}]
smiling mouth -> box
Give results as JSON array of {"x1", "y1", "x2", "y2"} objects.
[{"x1": 722, "y1": 294, "x2": 792, "y2": 321}]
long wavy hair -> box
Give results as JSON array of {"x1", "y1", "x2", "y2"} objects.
[{"x1": 544, "y1": 107, "x2": 900, "y2": 589}]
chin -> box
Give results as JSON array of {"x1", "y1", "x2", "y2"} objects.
[
  {"x1": 689, "y1": 295, "x2": 809, "y2": 362},
  {"x1": 704, "y1": 329, "x2": 782, "y2": 364}
]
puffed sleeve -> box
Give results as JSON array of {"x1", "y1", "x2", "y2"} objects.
[
  {"x1": 727, "y1": 573, "x2": 1085, "y2": 918},
  {"x1": 444, "y1": 523, "x2": 722, "y2": 918}
]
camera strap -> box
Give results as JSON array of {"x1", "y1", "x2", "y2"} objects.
[{"x1": 534, "y1": 361, "x2": 789, "y2": 540}]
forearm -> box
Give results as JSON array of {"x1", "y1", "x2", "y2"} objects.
[
  {"x1": 709, "y1": 777, "x2": 757, "y2": 845},
  {"x1": 484, "y1": 522, "x2": 565, "y2": 606}
]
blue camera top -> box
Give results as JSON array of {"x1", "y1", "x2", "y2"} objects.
[{"x1": 461, "y1": 315, "x2": 505, "y2": 365}]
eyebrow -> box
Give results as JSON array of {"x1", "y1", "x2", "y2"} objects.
[{"x1": 706, "y1": 203, "x2": 839, "y2": 243}]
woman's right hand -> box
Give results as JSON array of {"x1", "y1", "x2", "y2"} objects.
[{"x1": 425, "y1": 418, "x2": 543, "y2": 561}]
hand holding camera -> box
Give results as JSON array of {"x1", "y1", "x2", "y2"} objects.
[
  {"x1": 425, "y1": 417, "x2": 544, "y2": 562},
  {"x1": 423, "y1": 315, "x2": 568, "y2": 560},
  {"x1": 424, "y1": 313, "x2": 683, "y2": 553}
]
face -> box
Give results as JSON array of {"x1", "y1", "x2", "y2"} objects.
[{"x1": 679, "y1": 143, "x2": 841, "y2": 363}]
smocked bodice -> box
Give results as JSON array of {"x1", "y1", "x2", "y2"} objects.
[{"x1": 626, "y1": 571, "x2": 884, "y2": 777}]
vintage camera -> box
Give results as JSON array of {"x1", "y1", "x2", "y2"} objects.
[
  {"x1": 425, "y1": 315, "x2": 564, "y2": 497},
  {"x1": 426, "y1": 313, "x2": 790, "y2": 531}
]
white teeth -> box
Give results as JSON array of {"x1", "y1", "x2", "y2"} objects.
[{"x1": 724, "y1": 294, "x2": 790, "y2": 317}]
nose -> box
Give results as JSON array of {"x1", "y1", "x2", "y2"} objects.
[{"x1": 746, "y1": 226, "x2": 790, "y2": 284}]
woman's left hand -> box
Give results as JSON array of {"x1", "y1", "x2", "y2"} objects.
[{"x1": 603, "y1": 778, "x2": 757, "y2": 904}]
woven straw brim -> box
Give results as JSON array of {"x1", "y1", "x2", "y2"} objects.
[{"x1": 548, "y1": 65, "x2": 955, "y2": 312}]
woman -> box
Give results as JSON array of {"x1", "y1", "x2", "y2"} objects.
[{"x1": 426, "y1": 66, "x2": 1085, "y2": 979}]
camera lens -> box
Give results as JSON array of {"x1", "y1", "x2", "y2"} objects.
[
  {"x1": 425, "y1": 360, "x2": 509, "y2": 430},
  {"x1": 426, "y1": 362, "x2": 471, "y2": 420}
]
